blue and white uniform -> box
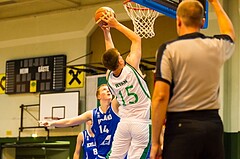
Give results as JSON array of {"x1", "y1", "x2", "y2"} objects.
[
  {"x1": 82, "y1": 130, "x2": 98, "y2": 159},
  {"x1": 92, "y1": 105, "x2": 120, "y2": 159}
]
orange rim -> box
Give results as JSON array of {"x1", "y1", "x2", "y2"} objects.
[
  {"x1": 123, "y1": 0, "x2": 131, "y2": 4},
  {"x1": 123, "y1": 0, "x2": 153, "y2": 11}
]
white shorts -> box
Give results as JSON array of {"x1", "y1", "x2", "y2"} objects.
[{"x1": 109, "y1": 119, "x2": 151, "y2": 159}]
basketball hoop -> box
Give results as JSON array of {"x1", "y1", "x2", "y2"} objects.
[{"x1": 123, "y1": 0, "x2": 159, "y2": 38}]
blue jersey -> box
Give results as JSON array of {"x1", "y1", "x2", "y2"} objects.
[
  {"x1": 92, "y1": 105, "x2": 120, "y2": 158},
  {"x1": 82, "y1": 130, "x2": 98, "y2": 159}
]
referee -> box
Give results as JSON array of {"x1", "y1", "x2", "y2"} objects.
[{"x1": 150, "y1": 0, "x2": 235, "y2": 159}]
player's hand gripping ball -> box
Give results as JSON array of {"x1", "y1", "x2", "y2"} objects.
[{"x1": 95, "y1": 7, "x2": 116, "y2": 27}]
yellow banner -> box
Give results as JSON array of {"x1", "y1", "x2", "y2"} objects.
[
  {"x1": 0, "y1": 74, "x2": 6, "y2": 94},
  {"x1": 66, "y1": 66, "x2": 85, "y2": 88}
]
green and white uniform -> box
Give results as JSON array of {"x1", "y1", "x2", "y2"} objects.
[{"x1": 107, "y1": 63, "x2": 151, "y2": 159}]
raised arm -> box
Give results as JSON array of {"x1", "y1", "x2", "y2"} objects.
[
  {"x1": 115, "y1": 22, "x2": 142, "y2": 70},
  {"x1": 41, "y1": 110, "x2": 92, "y2": 128},
  {"x1": 102, "y1": 26, "x2": 114, "y2": 50},
  {"x1": 208, "y1": 0, "x2": 235, "y2": 41},
  {"x1": 101, "y1": 12, "x2": 142, "y2": 70}
]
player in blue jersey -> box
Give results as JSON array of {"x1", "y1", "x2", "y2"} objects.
[
  {"x1": 41, "y1": 84, "x2": 120, "y2": 158},
  {"x1": 74, "y1": 120, "x2": 98, "y2": 159},
  {"x1": 92, "y1": 98, "x2": 120, "y2": 158}
]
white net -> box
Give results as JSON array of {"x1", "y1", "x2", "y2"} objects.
[{"x1": 124, "y1": 0, "x2": 160, "y2": 38}]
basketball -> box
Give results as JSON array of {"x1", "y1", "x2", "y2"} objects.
[{"x1": 95, "y1": 7, "x2": 115, "y2": 27}]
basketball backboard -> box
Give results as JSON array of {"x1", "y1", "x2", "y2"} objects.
[
  {"x1": 39, "y1": 91, "x2": 80, "y2": 124},
  {"x1": 132, "y1": 0, "x2": 208, "y2": 29}
]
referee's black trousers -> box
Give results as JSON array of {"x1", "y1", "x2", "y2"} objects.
[{"x1": 163, "y1": 110, "x2": 224, "y2": 159}]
